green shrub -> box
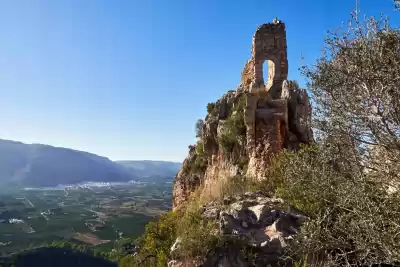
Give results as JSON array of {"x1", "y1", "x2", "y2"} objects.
[
  {"x1": 177, "y1": 203, "x2": 220, "y2": 258},
  {"x1": 218, "y1": 95, "x2": 246, "y2": 155},
  {"x1": 189, "y1": 140, "x2": 208, "y2": 174},
  {"x1": 119, "y1": 255, "x2": 136, "y2": 267},
  {"x1": 218, "y1": 132, "x2": 236, "y2": 154},
  {"x1": 128, "y1": 212, "x2": 179, "y2": 267},
  {"x1": 206, "y1": 102, "x2": 216, "y2": 114},
  {"x1": 261, "y1": 145, "x2": 337, "y2": 214},
  {"x1": 195, "y1": 119, "x2": 204, "y2": 138},
  {"x1": 261, "y1": 144, "x2": 400, "y2": 266},
  {"x1": 195, "y1": 140, "x2": 204, "y2": 155}
]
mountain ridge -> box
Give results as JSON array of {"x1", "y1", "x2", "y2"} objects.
[
  {"x1": 0, "y1": 139, "x2": 181, "y2": 187},
  {"x1": 116, "y1": 160, "x2": 181, "y2": 178}
]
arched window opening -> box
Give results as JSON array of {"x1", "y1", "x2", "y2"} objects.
[{"x1": 262, "y1": 59, "x2": 275, "y2": 87}]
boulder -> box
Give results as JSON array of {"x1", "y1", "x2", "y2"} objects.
[{"x1": 170, "y1": 194, "x2": 306, "y2": 267}]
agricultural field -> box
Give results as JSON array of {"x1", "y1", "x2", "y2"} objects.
[{"x1": 0, "y1": 181, "x2": 172, "y2": 255}]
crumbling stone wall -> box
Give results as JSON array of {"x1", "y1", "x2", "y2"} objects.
[
  {"x1": 241, "y1": 20, "x2": 288, "y2": 98},
  {"x1": 242, "y1": 20, "x2": 311, "y2": 179}
]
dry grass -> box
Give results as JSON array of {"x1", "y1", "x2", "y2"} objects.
[
  {"x1": 172, "y1": 174, "x2": 259, "y2": 260},
  {"x1": 196, "y1": 175, "x2": 258, "y2": 205}
]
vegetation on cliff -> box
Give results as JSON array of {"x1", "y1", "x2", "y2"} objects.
[
  {"x1": 262, "y1": 144, "x2": 400, "y2": 266},
  {"x1": 118, "y1": 212, "x2": 178, "y2": 267},
  {"x1": 283, "y1": 11, "x2": 400, "y2": 265},
  {"x1": 218, "y1": 94, "x2": 247, "y2": 156}
]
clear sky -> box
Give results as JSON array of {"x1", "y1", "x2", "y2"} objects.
[{"x1": 0, "y1": 0, "x2": 398, "y2": 162}]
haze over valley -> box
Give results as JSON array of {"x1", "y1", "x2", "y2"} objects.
[{"x1": 0, "y1": 139, "x2": 181, "y2": 188}]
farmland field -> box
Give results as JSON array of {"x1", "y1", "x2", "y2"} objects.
[{"x1": 0, "y1": 181, "x2": 172, "y2": 255}]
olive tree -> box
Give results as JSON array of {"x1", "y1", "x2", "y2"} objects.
[
  {"x1": 283, "y1": 8, "x2": 400, "y2": 266},
  {"x1": 302, "y1": 11, "x2": 400, "y2": 186}
]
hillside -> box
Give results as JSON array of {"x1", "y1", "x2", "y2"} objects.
[{"x1": 0, "y1": 139, "x2": 181, "y2": 187}]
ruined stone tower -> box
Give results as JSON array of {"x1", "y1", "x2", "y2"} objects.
[
  {"x1": 242, "y1": 19, "x2": 312, "y2": 179},
  {"x1": 241, "y1": 20, "x2": 288, "y2": 98},
  {"x1": 172, "y1": 20, "x2": 313, "y2": 210}
]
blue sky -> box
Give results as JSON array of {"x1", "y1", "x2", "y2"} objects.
[{"x1": 0, "y1": 0, "x2": 397, "y2": 162}]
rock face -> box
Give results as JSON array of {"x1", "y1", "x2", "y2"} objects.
[
  {"x1": 169, "y1": 192, "x2": 305, "y2": 267},
  {"x1": 172, "y1": 19, "x2": 313, "y2": 210},
  {"x1": 172, "y1": 145, "x2": 202, "y2": 208}
]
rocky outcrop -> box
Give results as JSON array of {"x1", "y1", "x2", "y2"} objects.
[
  {"x1": 172, "y1": 19, "x2": 313, "y2": 210},
  {"x1": 169, "y1": 192, "x2": 306, "y2": 267},
  {"x1": 243, "y1": 21, "x2": 312, "y2": 179},
  {"x1": 172, "y1": 145, "x2": 203, "y2": 208}
]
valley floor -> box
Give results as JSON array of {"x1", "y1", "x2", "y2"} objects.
[{"x1": 0, "y1": 181, "x2": 172, "y2": 255}]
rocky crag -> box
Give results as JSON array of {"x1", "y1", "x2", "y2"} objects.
[
  {"x1": 173, "y1": 19, "x2": 313, "y2": 211},
  {"x1": 167, "y1": 20, "x2": 313, "y2": 266},
  {"x1": 169, "y1": 192, "x2": 306, "y2": 267}
]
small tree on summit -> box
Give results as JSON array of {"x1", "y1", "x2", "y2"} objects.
[{"x1": 195, "y1": 119, "x2": 204, "y2": 138}]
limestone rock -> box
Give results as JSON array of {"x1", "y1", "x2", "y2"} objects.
[
  {"x1": 282, "y1": 80, "x2": 313, "y2": 144},
  {"x1": 168, "y1": 259, "x2": 203, "y2": 267},
  {"x1": 170, "y1": 238, "x2": 181, "y2": 259},
  {"x1": 202, "y1": 117, "x2": 219, "y2": 158},
  {"x1": 200, "y1": 201, "x2": 221, "y2": 220},
  {"x1": 170, "y1": 193, "x2": 306, "y2": 267},
  {"x1": 172, "y1": 145, "x2": 204, "y2": 210},
  {"x1": 216, "y1": 91, "x2": 236, "y2": 120}
]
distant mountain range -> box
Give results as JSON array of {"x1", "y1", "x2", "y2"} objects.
[
  {"x1": 116, "y1": 160, "x2": 182, "y2": 178},
  {"x1": 0, "y1": 139, "x2": 181, "y2": 187}
]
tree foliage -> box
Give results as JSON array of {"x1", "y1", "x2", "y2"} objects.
[
  {"x1": 195, "y1": 119, "x2": 204, "y2": 138},
  {"x1": 124, "y1": 212, "x2": 178, "y2": 267},
  {"x1": 262, "y1": 145, "x2": 400, "y2": 266},
  {"x1": 207, "y1": 102, "x2": 216, "y2": 114},
  {"x1": 218, "y1": 95, "x2": 247, "y2": 154},
  {"x1": 188, "y1": 140, "x2": 208, "y2": 174},
  {"x1": 302, "y1": 11, "x2": 400, "y2": 187},
  {"x1": 177, "y1": 206, "x2": 220, "y2": 259},
  {"x1": 275, "y1": 9, "x2": 400, "y2": 266}
]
